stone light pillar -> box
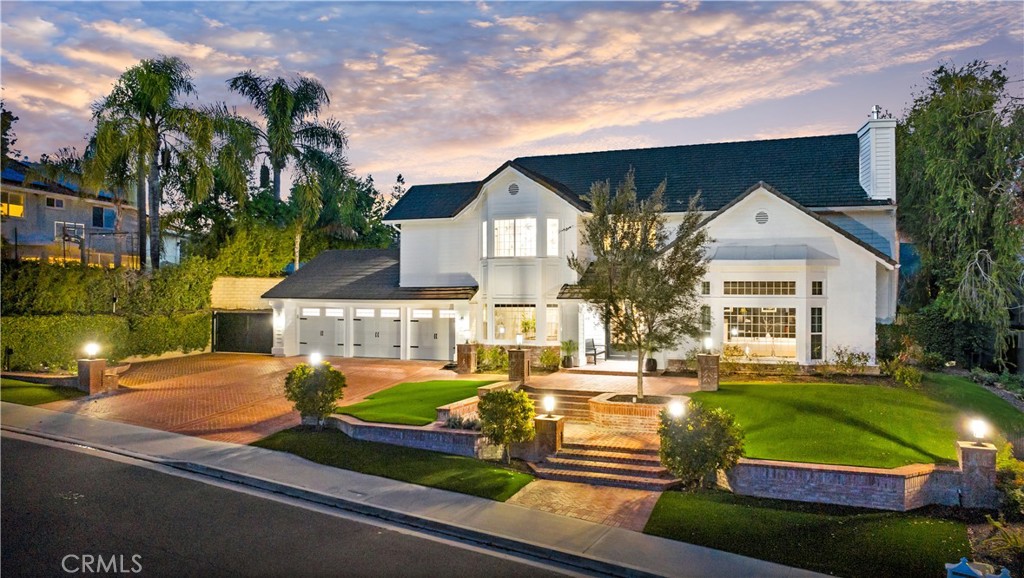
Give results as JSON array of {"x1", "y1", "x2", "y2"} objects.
[
  {"x1": 508, "y1": 348, "x2": 529, "y2": 383},
  {"x1": 456, "y1": 343, "x2": 477, "y2": 374},
  {"x1": 957, "y1": 441, "x2": 999, "y2": 509},
  {"x1": 534, "y1": 415, "x2": 565, "y2": 457},
  {"x1": 698, "y1": 354, "x2": 720, "y2": 392},
  {"x1": 77, "y1": 358, "x2": 107, "y2": 395}
]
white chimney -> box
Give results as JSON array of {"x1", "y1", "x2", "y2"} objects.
[{"x1": 857, "y1": 106, "x2": 897, "y2": 202}]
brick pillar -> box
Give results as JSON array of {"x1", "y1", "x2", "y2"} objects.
[
  {"x1": 534, "y1": 415, "x2": 564, "y2": 456},
  {"x1": 698, "y1": 354, "x2": 720, "y2": 391},
  {"x1": 77, "y1": 358, "x2": 107, "y2": 395},
  {"x1": 508, "y1": 348, "x2": 529, "y2": 383},
  {"x1": 456, "y1": 344, "x2": 477, "y2": 374},
  {"x1": 957, "y1": 441, "x2": 999, "y2": 509}
]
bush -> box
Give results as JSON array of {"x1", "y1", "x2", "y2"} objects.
[
  {"x1": 127, "y1": 312, "x2": 211, "y2": 357},
  {"x1": 998, "y1": 372, "x2": 1024, "y2": 394},
  {"x1": 443, "y1": 415, "x2": 481, "y2": 431},
  {"x1": 658, "y1": 401, "x2": 745, "y2": 490},
  {"x1": 284, "y1": 362, "x2": 347, "y2": 430},
  {"x1": 906, "y1": 302, "x2": 992, "y2": 367},
  {"x1": 919, "y1": 351, "x2": 946, "y2": 370},
  {"x1": 538, "y1": 348, "x2": 561, "y2": 371},
  {"x1": 981, "y1": 514, "x2": 1024, "y2": 577},
  {"x1": 893, "y1": 364, "x2": 923, "y2": 388},
  {"x1": 477, "y1": 389, "x2": 535, "y2": 464},
  {"x1": 477, "y1": 345, "x2": 509, "y2": 372},
  {"x1": 876, "y1": 323, "x2": 907, "y2": 363},
  {"x1": 971, "y1": 367, "x2": 1000, "y2": 387},
  {"x1": 818, "y1": 345, "x2": 870, "y2": 378},
  {"x1": 996, "y1": 441, "x2": 1024, "y2": 521}
]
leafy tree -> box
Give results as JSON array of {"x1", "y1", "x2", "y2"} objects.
[
  {"x1": 288, "y1": 148, "x2": 349, "y2": 270},
  {"x1": 658, "y1": 401, "x2": 744, "y2": 490},
  {"x1": 1, "y1": 101, "x2": 19, "y2": 169},
  {"x1": 568, "y1": 169, "x2": 710, "y2": 400},
  {"x1": 284, "y1": 362, "x2": 347, "y2": 430},
  {"x1": 227, "y1": 71, "x2": 347, "y2": 202},
  {"x1": 897, "y1": 61, "x2": 1024, "y2": 360},
  {"x1": 477, "y1": 389, "x2": 535, "y2": 464}
]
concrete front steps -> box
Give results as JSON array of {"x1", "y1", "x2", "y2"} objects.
[
  {"x1": 528, "y1": 443, "x2": 679, "y2": 491},
  {"x1": 520, "y1": 385, "x2": 599, "y2": 422}
]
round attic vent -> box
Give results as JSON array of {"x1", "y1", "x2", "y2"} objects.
[
  {"x1": 755, "y1": 210, "x2": 769, "y2": 225},
  {"x1": 508, "y1": 183, "x2": 519, "y2": 196}
]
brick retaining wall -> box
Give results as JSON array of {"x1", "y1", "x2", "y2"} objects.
[{"x1": 327, "y1": 414, "x2": 501, "y2": 460}]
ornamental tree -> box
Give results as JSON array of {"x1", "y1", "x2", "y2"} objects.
[
  {"x1": 568, "y1": 168, "x2": 710, "y2": 400},
  {"x1": 477, "y1": 389, "x2": 535, "y2": 464},
  {"x1": 658, "y1": 401, "x2": 745, "y2": 490},
  {"x1": 284, "y1": 362, "x2": 346, "y2": 430}
]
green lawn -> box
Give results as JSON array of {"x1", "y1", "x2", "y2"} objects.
[
  {"x1": 690, "y1": 373, "x2": 1024, "y2": 468},
  {"x1": 253, "y1": 427, "x2": 532, "y2": 501},
  {"x1": 337, "y1": 379, "x2": 496, "y2": 426},
  {"x1": 645, "y1": 490, "x2": 968, "y2": 578},
  {"x1": 1, "y1": 378, "x2": 86, "y2": 406}
]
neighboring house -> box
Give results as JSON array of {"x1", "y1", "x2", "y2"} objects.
[
  {"x1": 264, "y1": 111, "x2": 898, "y2": 366},
  {"x1": 0, "y1": 159, "x2": 185, "y2": 267}
]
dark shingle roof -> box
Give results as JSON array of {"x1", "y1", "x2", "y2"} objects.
[
  {"x1": 261, "y1": 249, "x2": 477, "y2": 301},
  {"x1": 384, "y1": 181, "x2": 479, "y2": 221},
  {"x1": 384, "y1": 134, "x2": 890, "y2": 222}
]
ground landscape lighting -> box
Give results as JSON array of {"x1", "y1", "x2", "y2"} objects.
[
  {"x1": 668, "y1": 400, "x2": 685, "y2": 418},
  {"x1": 969, "y1": 419, "x2": 989, "y2": 445},
  {"x1": 84, "y1": 342, "x2": 100, "y2": 359},
  {"x1": 309, "y1": 352, "x2": 323, "y2": 366},
  {"x1": 543, "y1": 395, "x2": 555, "y2": 416}
]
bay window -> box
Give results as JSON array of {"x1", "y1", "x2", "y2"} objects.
[{"x1": 493, "y1": 218, "x2": 536, "y2": 257}]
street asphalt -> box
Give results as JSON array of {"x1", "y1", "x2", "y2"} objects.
[{"x1": 1, "y1": 436, "x2": 567, "y2": 578}]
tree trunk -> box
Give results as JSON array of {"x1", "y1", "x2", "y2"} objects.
[
  {"x1": 135, "y1": 170, "x2": 147, "y2": 270},
  {"x1": 273, "y1": 164, "x2": 282, "y2": 202},
  {"x1": 293, "y1": 225, "x2": 302, "y2": 272},
  {"x1": 636, "y1": 347, "x2": 646, "y2": 401},
  {"x1": 148, "y1": 149, "x2": 160, "y2": 270}
]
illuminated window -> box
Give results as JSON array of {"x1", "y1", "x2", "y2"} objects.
[
  {"x1": 494, "y1": 218, "x2": 536, "y2": 257},
  {"x1": 325, "y1": 308, "x2": 345, "y2": 317},
  {"x1": 301, "y1": 308, "x2": 321, "y2": 316},
  {"x1": 546, "y1": 219, "x2": 559, "y2": 257},
  {"x1": 380, "y1": 309, "x2": 401, "y2": 318},
  {"x1": 54, "y1": 221, "x2": 85, "y2": 240},
  {"x1": 494, "y1": 305, "x2": 536, "y2": 340},
  {"x1": 723, "y1": 281, "x2": 796, "y2": 296},
  {"x1": 413, "y1": 309, "x2": 434, "y2": 319},
  {"x1": 355, "y1": 309, "x2": 375, "y2": 317},
  {"x1": 46, "y1": 197, "x2": 65, "y2": 209},
  {"x1": 810, "y1": 307, "x2": 823, "y2": 360},
  {"x1": 723, "y1": 307, "x2": 797, "y2": 359},
  {"x1": 1, "y1": 192, "x2": 24, "y2": 217}
]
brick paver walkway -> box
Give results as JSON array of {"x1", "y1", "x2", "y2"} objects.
[
  {"x1": 506, "y1": 479, "x2": 661, "y2": 531},
  {"x1": 564, "y1": 423, "x2": 660, "y2": 451},
  {"x1": 40, "y1": 354, "x2": 468, "y2": 445}
]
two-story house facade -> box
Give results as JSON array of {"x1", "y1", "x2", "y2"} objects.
[{"x1": 264, "y1": 112, "x2": 898, "y2": 366}]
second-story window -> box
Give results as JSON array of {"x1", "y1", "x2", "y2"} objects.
[
  {"x1": 546, "y1": 218, "x2": 559, "y2": 257},
  {"x1": 1, "y1": 191, "x2": 24, "y2": 217},
  {"x1": 92, "y1": 207, "x2": 116, "y2": 229},
  {"x1": 45, "y1": 197, "x2": 65, "y2": 209},
  {"x1": 494, "y1": 218, "x2": 536, "y2": 257}
]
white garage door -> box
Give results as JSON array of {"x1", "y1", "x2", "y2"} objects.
[
  {"x1": 352, "y1": 309, "x2": 401, "y2": 359},
  {"x1": 298, "y1": 308, "x2": 345, "y2": 356},
  {"x1": 409, "y1": 310, "x2": 453, "y2": 360}
]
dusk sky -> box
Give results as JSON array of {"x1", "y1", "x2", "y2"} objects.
[{"x1": 2, "y1": 1, "x2": 1022, "y2": 192}]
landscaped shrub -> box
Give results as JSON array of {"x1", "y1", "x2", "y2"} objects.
[
  {"x1": 284, "y1": 362, "x2": 347, "y2": 430},
  {"x1": 477, "y1": 389, "x2": 535, "y2": 464},
  {"x1": 443, "y1": 415, "x2": 481, "y2": 431},
  {"x1": 971, "y1": 367, "x2": 1000, "y2": 387},
  {"x1": 817, "y1": 345, "x2": 870, "y2": 378},
  {"x1": 981, "y1": 514, "x2": 1024, "y2": 577},
  {"x1": 998, "y1": 372, "x2": 1024, "y2": 395},
  {"x1": 477, "y1": 345, "x2": 509, "y2": 372},
  {"x1": 919, "y1": 351, "x2": 947, "y2": 371},
  {"x1": 893, "y1": 363, "x2": 923, "y2": 388},
  {"x1": 658, "y1": 401, "x2": 745, "y2": 490},
  {"x1": 876, "y1": 322, "x2": 907, "y2": 363},
  {"x1": 537, "y1": 347, "x2": 561, "y2": 371},
  {"x1": 127, "y1": 312, "x2": 211, "y2": 357},
  {"x1": 996, "y1": 441, "x2": 1024, "y2": 521},
  {"x1": 906, "y1": 302, "x2": 992, "y2": 368}
]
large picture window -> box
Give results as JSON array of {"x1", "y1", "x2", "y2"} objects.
[
  {"x1": 724, "y1": 281, "x2": 796, "y2": 296},
  {"x1": 494, "y1": 304, "x2": 536, "y2": 340},
  {"x1": 724, "y1": 306, "x2": 796, "y2": 359},
  {"x1": 494, "y1": 218, "x2": 536, "y2": 257}
]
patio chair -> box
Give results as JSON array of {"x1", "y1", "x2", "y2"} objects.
[{"x1": 585, "y1": 339, "x2": 605, "y2": 365}]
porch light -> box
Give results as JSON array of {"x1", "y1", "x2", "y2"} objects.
[
  {"x1": 516, "y1": 334, "x2": 524, "y2": 347},
  {"x1": 83, "y1": 342, "x2": 100, "y2": 359},
  {"x1": 668, "y1": 400, "x2": 685, "y2": 418},
  {"x1": 543, "y1": 395, "x2": 556, "y2": 416},
  {"x1": 309, "y1": 352, "x2": 323, "y2": 366},
  {"x1": 703, "y1": 337, "x2": 713, "y2": 352},
  {"x1": 969, "y1": 419, "x2": 989, "y2": 445}
]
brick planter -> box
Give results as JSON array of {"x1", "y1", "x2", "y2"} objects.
[{"x1": 588, "y1": 392, "x2": 689, "y2": 432}]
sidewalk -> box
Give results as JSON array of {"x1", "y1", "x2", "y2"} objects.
[{"x1": 1, "y1": 402, "x2": 822, "y2": 578}]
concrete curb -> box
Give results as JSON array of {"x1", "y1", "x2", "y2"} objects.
[{"x1": 2, "y1": 424, "x2": 658, "y2": 577}]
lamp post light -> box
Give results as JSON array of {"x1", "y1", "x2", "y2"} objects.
[
  {"x1": 668, "y1": 400, "x2": 685, "y2": 418},
  {"x1": 702, "y1": 336, "x2": 713, "y2": 353},
  {"x1": 969, "y1": 418, "x2": 989, "y2": 446},
  {"x1": 309, "y1": 352, "x2": 323, "y2": 367},
  {"x1": 543, "y1": 395, "x2": 556, "y2": 417},
  {"x1": 84, "y1": 342, "x2": 100, "y2": 360},
  {"x1": 516, "y1": 334, "x2": 524, "y2": 349}
]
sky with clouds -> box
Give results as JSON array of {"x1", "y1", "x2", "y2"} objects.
[{"x1": 1, "y1": 1, "x2": 1021, "y2": 192}]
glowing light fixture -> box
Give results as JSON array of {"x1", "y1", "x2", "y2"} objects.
[
  {"x1": 543, "y1": 395, "x2": 556, "y2": 416},
  {"x1": 309, "y1": 352, "x2": 323, "y2": 366},
  {"x1": 516, "y1": 334, "x2": 524, "y2": 347},
  {"x1": 731, "y1": 327, "x2": 739, "y2": 337},
  {"x1": 668, "y1": 400, "x2": 685, "y2": 418},
  {"x1": 703, "y1": 337, "x2": 713, "y2": 352},
  {"x1": 84, "y1": 342, "x2": 100, "y2": 359},
  {"x1": 969, "y1": 419, "x2": 989, "y2": 444}
]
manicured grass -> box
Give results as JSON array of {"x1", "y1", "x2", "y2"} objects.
[
  {"x1": 645, "y1": 490, "x2": 968, "y2": 578},
  {"x1": 337, "y1": 379, "x2": 496, "y2": 426},
  {"x1": 253, "y1": 427, "x2": 533, "y2": 501},
  {"x1": 0, "y1": 378, "x2": 86, "y2": 406},
  {"x1": 690, "y1": 373, "x2": 1024, "y2": 468}
]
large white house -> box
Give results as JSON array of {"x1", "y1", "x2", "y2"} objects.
[{"x1": 264, "y1": 111, "x2": 898, "y2": 366}]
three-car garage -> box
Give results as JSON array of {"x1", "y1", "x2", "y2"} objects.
[{"x1": 293, "y1": 306, "x2": 457, "y2": 361}]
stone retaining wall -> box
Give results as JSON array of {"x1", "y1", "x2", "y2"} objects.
[{"x1": 327, "y1": 414, "x2": 501, "y2": 460}]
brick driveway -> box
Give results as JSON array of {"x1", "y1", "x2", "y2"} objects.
[{"x1": 40, "y1": 353, "x2": 469, "y2": 445}]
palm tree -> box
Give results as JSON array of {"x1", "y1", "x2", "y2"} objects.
[{"x1": 227, "y1": 71, "x2": 347, "y2": 202}]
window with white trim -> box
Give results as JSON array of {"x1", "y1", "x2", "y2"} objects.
[
  {"x1": 355, "y1": 309, "x2": 375, "y2": 317},
  {"x1": 494, "y1": 218, "x2": 536, "y2": 257},
  {"x1": 301, "y1": 308, "x2": 321, "y2": 316},
  {"x1": 545, "y1": 304, "x2": 559, "y2": 341},
  {"x1": 325, "y1": 308, "x2": 345, "y2": 317},
  {"x1": 494, "y1": 304, "x2": 536, "y2": 340},
  {"x1": 380, "y1": 309, "x2": 401, "y2": 318},
  {"x1": 546, "y1": 218, "x2": 559, "y2": 257},
  {"x1": 412, "y1": 309, "x2": 434, "y2": 319}
]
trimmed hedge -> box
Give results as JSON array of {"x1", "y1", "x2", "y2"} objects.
[{"x1": 1, "y1": 312, "x2": 211, "y2": 371}]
